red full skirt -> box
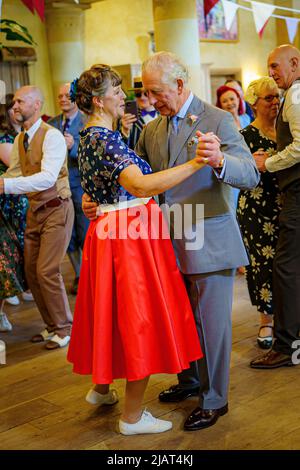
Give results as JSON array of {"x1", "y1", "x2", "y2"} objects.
[{"x1": 67, "y1": 199, "x2": 202, "y2": 384}]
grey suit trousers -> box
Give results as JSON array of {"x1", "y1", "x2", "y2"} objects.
[{"x1": 178, "y1": 269, "x2": 235, "y2": 409}]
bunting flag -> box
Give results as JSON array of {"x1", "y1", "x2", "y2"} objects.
[
  {"x1": 221, "y1": 0, "x2": 239, "y2": 31},
  {"x1": 21, "y1": 0, "x2": 45, "y2": 21},
  {"x1": 34, "y1": 0, "x2": 45, "y2": 21},
  {"x1": 204, "y1": 0, "x2": 219, "y2": 17},
  {"x1": 21, "y1": 0, "x2": 35, "y2": 13},
  {"x1": 250, "y1": 1, "x2": 275, "y2": 36},
  {"x1": 202, "y1": 0, "x2": 300, "y2": 42},
  {"x1": 285, "y1": 17, "x2": 299, "y2": 44}
]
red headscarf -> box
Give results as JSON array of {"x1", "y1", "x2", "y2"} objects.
[{"x1": 216, "y1": 85, "x2": 244, "y2": 116}]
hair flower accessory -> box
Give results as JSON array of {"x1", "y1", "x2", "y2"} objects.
[
  {"x1": 187, "y1": 113, "x2": 198, "y2": 125},
  {"x1": 69, "y1": 78, "x2": 79, "y2": 103}
]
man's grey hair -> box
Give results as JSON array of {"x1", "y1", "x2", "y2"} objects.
[{"x1": 142, "y1": 51, "x2": 189, "y2": 88}]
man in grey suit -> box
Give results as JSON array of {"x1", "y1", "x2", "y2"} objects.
[
  {"x1": 138, "y1": 52, "x2": 259, "y2": 431},
  {"x1": 82, "y1": 52, "x2": 259, "y2": 430}
]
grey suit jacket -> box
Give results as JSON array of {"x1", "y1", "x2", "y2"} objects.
[{"x1": 135, "y1": 95, "x2": 260, "y2": 274}]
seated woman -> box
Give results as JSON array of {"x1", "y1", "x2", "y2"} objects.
[
  {"x1": 67, "y1": 65, "x2": 204, "y2": 436},
  {"x1": 237, "y1": 77, "x2": 281, "y2": 350}
]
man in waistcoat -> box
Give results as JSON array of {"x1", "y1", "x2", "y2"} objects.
[
  {"x1": 251, "y1": 44, "x2": 300, "y2": 368},
  {"x1": 49, "y1": 83, "x2": 88, "y2": 295},
  {"x1": 0, "y1": 86, "x2": 74, "y2": 350}
]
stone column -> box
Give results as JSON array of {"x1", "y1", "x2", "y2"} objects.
[
  {"x1": 152, "y1": 0, "x2": 204, "y2": 98},
  {"x1": 45, "y1": 4, "x2": 86, "y2": 112}
]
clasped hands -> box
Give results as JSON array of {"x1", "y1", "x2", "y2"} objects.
[{"x1": 195, "y1": 130, "x2": 224, "y2": 168}]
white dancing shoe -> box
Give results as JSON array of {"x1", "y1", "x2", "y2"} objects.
[
  {"x1": 119, "y1": 410, "x2": 173, "y2": 435},
  {"x1": 85, "y1": 388, "x2": 119, "y2": 406},
  {"x1": 5, "y1": 296, "x2": 20, "y2": 306},
  {"x1": 0, "y1": 314, "x2": 12, "y2": 332}
]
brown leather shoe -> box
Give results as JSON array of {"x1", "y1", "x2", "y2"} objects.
[
  {"x1": 250, "y1": 349, "x2": 294, "y2": 369},
  {"x1": 184, "y1": 404, "x2": 228, "y2": 431}
]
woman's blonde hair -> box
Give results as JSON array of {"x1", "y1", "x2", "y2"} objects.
[{"x1": 244, "y1": 77, "x2": 279, "y2": 105}]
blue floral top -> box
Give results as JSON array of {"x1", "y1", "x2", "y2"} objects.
[{"x1": 78, "y1": 127, "x2": 152, "y2": 204}]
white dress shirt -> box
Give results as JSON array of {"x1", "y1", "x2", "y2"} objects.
[
  {"x1": 3, "y1": 118, "x2": 67, "y2": 194},
  {"x1": 266, "y1": 82, "x2": 300, "y2": 172}
]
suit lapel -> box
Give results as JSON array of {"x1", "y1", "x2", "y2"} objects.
[{"x1": 169, "y1": 97, "x2": 205, "y2": 168}]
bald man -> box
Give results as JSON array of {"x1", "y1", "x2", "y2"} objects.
[
  {"x1": 251, "y1": 45, "x2": 300, "y2": 368},
  {"x1": 49, "y1": 84, "x2": 88, "y2": 296},
  {"x1": 0, "y1": 86, "x2": 74, "y2": 349}
]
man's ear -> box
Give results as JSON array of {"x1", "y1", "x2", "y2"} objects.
[
  {"x1": 177, "y1": 79, "x2": 184, "y2": 95},
  {"x1": 290, "y1": 56, "x2": 299, "y2": 71}
]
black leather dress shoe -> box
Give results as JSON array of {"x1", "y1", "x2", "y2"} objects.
[
  {"x1": 250, "y1": 348, "x2": 294, "y2": 369},
  {"x1": 159, "y1": 384, "x2": 199, "y2": 403},
  {"x1": 184, "y1": 404, "x2": 228, "y2": 431}
]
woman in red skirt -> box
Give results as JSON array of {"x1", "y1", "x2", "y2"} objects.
[{"x1": 67, "y1": 64, "x2": 203, "y2": 435}]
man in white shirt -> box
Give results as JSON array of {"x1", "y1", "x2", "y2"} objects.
[
  {"x1": 49, "y1": 84, "x2": 88, "y2": 296},
  {"x1": 0, "y1": 86, "x2": 74, "y2": 350},
  {"x1": 251, "y1": 44, "x2": 300, "y2": 369}
]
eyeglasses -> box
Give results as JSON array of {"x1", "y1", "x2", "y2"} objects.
[
  {"x1": 134, "y1": 91, "x2": 147, "y2": 98},
  {"x1": 259, "y1": 94, "x2": 280, "y2": 102}
]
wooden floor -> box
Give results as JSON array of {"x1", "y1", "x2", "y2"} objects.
[{"x1": 1, "y1": 260, "x2": 299, "y2": 451}]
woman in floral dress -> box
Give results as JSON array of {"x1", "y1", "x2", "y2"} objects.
[
  {"x1": 0, "y1": 95, "x2": 29, "y2": 250},
  {"x1": 0, "y1": 210, "x2": 26, "y2": 331},
  {"x1": 237, "y1": 77, "x2": 282, "y2": 349},
  {"x1": 0, "y1": 95, "x2": 28, "y2": 330}
]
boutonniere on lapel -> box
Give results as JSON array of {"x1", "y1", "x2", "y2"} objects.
[
  {"x1": 187, "y1": 113, "x2": 198, "y2": 125},
  {"x1": 187, "y1": 135, "x2": 198, "y2": 148}
]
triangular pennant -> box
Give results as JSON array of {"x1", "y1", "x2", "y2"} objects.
[
  {"x1": 204, "y1": 0, "x2": 219, "y2": 17},
  {"x1": 21, "y1": 0, "x2": 35, "y2": 14},
  {"x1": 258, "y1": 20, "x2": 269, "y2": 39},
  {"x1": 251, "y1": 1, "x2": 275, "y2": 34},
  {"x1": 285, "y1": 17, "x2": 299, "y2": 44},
  {"x1": 221, "y1": 0, "x2": 239, "y2": 31},
  {"x1": 34, "y1": 0, "x2": 45, "y2": 22}
]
